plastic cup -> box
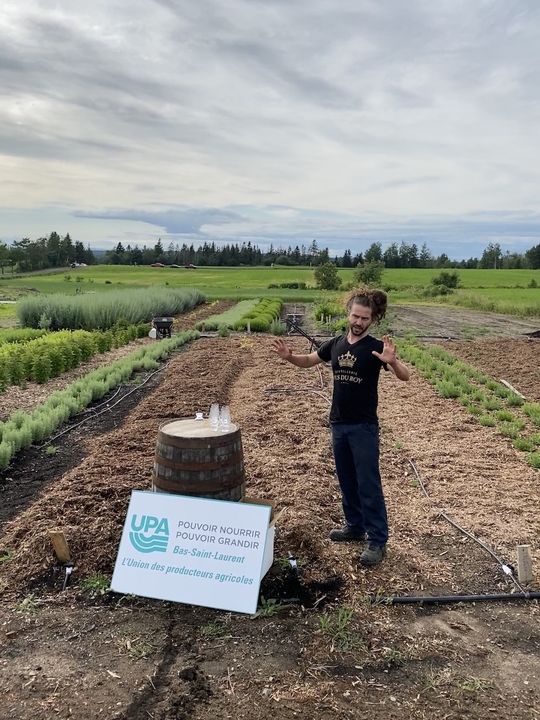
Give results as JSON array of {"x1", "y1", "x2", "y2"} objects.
[
  {"x1": 209, "y1": 403, "x2": 219, "y2": 431},
  {"x1": 219, "y1": 405, "x2": 231, "y2": 431}
]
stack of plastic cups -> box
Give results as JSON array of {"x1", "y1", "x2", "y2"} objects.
[
  {"x1": 219, "y1": 405, "x2": 231, "y2": 432},
  {"x1": 209, "y1": 403, "x2": 219, "y2": 431},
  {"x1": 208, "y1": 403, "x2": 232, "y2": 431}
]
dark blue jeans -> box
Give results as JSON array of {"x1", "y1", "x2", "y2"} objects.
[{"x1": 331, "y1": 422, "x2": 388, "y2": 545}]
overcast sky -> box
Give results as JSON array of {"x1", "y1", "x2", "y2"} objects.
[{"x1": 1, "y1": 0, "x2": 540, "y2": 259}]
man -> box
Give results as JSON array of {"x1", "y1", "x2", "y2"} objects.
[{"x1": 272, "y1": 288, "x2": 410, "y2": 567}]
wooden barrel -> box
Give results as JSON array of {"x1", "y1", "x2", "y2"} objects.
[{"x1": 152, "y1": 418, "x2": 245, "y2": 501}]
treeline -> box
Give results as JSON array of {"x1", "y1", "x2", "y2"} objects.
[
  {"x1": 105, "y1": 238, "x2": 540, "y2": 269},
  {"x1": 3, "y1": 234, "x2": 540, "y2": 272},
  {"x1": 0, "y1": 233, "x2": 96, "y2": 274},
  {"x1": 368, "y1": 240, "x2": 540, "y2": 270}
]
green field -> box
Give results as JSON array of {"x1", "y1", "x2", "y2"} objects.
[
  {"x1": 0, "y1": 265, "x2": 539, "y2": 322},
  {"x1": 381, "y1": 268, "x2": 539, "y2": 289}
]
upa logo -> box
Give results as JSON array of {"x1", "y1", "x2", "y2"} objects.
[{"x1": 129, "y1": 514, "x2": 169, "y2": 553}]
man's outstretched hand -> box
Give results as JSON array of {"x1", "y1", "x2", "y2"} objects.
[
  {"x1": 372, "y1": 335, "x2": 410, "y2": 380},
  {"x1": 272, "y1": 337, "x2": 292, "y2": 360},
  {"x1": 372, "y1": 335, "x2": 397, "y2": 365}
]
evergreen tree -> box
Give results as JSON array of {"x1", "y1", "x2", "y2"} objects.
[
  {"x1": 142, "y1": 245, "x2": 155, "y2": 264},
  {"x1": 85, "y1": 245, "x2": 96, "y2": 265},
  {"x1": 525, "y1": 243, "x2": 540, "y2": 269},
  {"x1": 61, "y1": 233, "x2": 75, "y2": 264},
  {"x1": 166, "y1": 242, "x2": 176, "y2": 264},
  {"x1": 479, "y1": 242, "x2": 502, "y2": 269},
  {"x1": 308, "y1": 239, "x2": 319, "y2": 265},
  {"x1": 419, "y1": 243, "x2": 433, "y2": 268},
  {"x1": 318, "y1": 247, "x2": 330, "y2": 264},
  {"x1": 74, "y1": 240, "x2": 86, "y2": 263},
  {"x1": 382, "y1": 243, "x2": 400, "y2": 268},
  {"x1": 399, "y1": 241, "x2": 419, "y2": 268},
  {"x1": 11, "y1": 238, "x2": 32, "y2": 272},
  {"x1": 154, "y1": 238, "x2": 165, "y2": 263},
  {"x1": 47, "y1": 231, "x2": 62, "y2": 267},
  {"x1": 0, "y1": 241, "x2": 10, "y2": 275},
  {"x1": 434, "y1": 252, "x2": 451, "y2": 268}
]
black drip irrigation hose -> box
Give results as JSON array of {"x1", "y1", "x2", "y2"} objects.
[
  {"x1": 368, "y1": 460, "x2": 537, "y2": 606},
  {"x1": 266, "y1": 326, "x2": 332, "y2": 403},
  {"x1": 371, "y1": 591, "x2": 540, "y2": 606}
]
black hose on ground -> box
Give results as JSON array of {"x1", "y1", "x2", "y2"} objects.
[{"x1": 369, "y1": 592, "x2": 540, "y2": 606}]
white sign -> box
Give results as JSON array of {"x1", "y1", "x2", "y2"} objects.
[{"x1": 111, "y1": 490, "x2": 272, "y2": 614}]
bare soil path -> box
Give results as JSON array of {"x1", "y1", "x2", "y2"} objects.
[
  {"x1": 390, "y1": 304, "x2": 539, "y2": 339},
  {"x1": 0, "y1": 308, "x2": 539, "y2": 719}
]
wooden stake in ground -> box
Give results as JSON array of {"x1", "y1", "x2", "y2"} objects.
[
  {"x1": 516, "y1": 545, "x2": 533, "y2": 584},
  {"x1": 49, "y1": 529, "x2": 72, "y2": 564}
]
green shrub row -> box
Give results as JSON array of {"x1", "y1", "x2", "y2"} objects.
[
  {"x1": 0, "y1": 328, "x2": 49, "y2": 345},
  {"x1": 399, "y1": 340, "x2": 540, "y2": 469},
  {"x1": 197, "y1": 298, "x2": 283, "y2": 333},
  {"x1": 0, "y1": 330, "x2": 198, "y2": 469},
  {"x1": 234, "y1": 298, "x2": 283, "y2": 332},
  {"x1": 17, "y1": 287, "x2": 205, "y2": 330},
  {"x1": 0, "y1": 324, "x2": 148, "y2": 390},
  {"x1": 196, "y1": 300, "x2": 258, "y2": 331}
]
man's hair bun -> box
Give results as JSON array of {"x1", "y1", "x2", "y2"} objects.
[{"x1": 345, "y1": 287, "x2": 387, "y2": 323}]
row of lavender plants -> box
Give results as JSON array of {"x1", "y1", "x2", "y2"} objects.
[
  {"x1": 398, "y1": 340, "x2": 540, "y2": 469},
  {"x1": 18, "y1": 287, "x2": 205, "y2": 330}
]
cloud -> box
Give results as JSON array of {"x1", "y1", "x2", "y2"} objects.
[
  {"x1": 75, "y1": 207, "x2": 245, "y2": 235},
  {"x1": 1, "y1": 1, "x2": 540, "y2": 256}
]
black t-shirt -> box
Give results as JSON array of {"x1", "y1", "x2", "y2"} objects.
[{"x1": 317, "y1": 334, "x2": 386, "y2": 424}]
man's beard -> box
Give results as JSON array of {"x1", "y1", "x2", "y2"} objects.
[{"x1": 349, "y1": 324, "x2": 369, "y2": 336}]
